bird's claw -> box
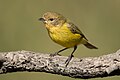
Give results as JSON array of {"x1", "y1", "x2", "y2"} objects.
[
  {"x1": 65, "y1": 55, "x2": 74, "y2": 67},
  {"x1": 50, "y1": 52, "x2": 61, "y2": 57}
]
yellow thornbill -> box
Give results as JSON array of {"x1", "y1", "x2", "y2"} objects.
[{"x1": 39, "y1": 12, "x2": 98, "y2": 67}]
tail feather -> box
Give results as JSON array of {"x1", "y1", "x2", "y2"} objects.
[{"x1": 84, "y1": 42, "x2": 98, "y2": 49}]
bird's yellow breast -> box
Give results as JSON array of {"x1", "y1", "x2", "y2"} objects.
[{"x1": 47, "y1": 23, "x2": 85, "y2": 48}]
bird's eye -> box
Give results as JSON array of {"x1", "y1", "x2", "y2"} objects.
[{"x1": 49, "y1": 18, "x2": 54, "y2": 21}]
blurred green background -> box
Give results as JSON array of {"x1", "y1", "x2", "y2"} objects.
[{"x1": 0, "y1": 0, "x2": 120, "y2": 80}]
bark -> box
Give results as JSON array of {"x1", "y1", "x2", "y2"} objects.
[{"x1": 0, "y1": 49, "x2": 120, "y2": 78}]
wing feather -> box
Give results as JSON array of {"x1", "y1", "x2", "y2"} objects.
[{"x1": 66, "y1": 22, "x2": 88, "y2": 40}]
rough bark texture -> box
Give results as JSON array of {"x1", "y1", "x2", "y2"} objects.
[{"x1": 0, "y1": 49, "x2": 120, "y2": 78}]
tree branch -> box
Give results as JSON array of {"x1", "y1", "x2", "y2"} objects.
[{"x1": 0, "y1": 49, "x2": 120, "y2": 78}]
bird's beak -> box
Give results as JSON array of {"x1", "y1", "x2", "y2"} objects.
[{"x1": 39, "y1": 18, "x2": 45, "y2": 22}]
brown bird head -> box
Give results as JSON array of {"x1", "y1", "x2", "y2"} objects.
[{"x1": 39, "y1": 12, "x2": 66, "y2": 27}]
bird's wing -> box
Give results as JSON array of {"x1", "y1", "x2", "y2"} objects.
[{"x1": 66, "y1": 22, "x2": 88, "y2": 40}]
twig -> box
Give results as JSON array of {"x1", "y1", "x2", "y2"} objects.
[{"x1": 0, "y1": 49, "x2": 120, "y2": 78}]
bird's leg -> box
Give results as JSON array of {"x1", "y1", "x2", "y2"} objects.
[
  {"x1": 65, "y1": 46, "x2": 77, "y2": 67},
  {"x1": 50, "y1": 47, "x2": 68, "y2": 57}
]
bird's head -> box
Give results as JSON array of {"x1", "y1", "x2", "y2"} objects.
[{"x1": 39, "y1": 12, "x2": 66, "y2": 28}]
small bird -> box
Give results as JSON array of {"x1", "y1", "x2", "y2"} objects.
[{"x1": 39, "y1": 12, "x2": 98, "y2": 67}]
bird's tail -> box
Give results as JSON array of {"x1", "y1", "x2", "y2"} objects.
[{"x1": 84, "y1": 42, "x2": 98, "y2": 49}]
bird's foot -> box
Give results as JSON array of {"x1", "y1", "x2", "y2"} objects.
[
  {"x1": 50, "y1": 52, "x2": 61, "y2": 57},
  {"x1": 65, "y1": 55, "x2": 74, "y2": 67}
]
